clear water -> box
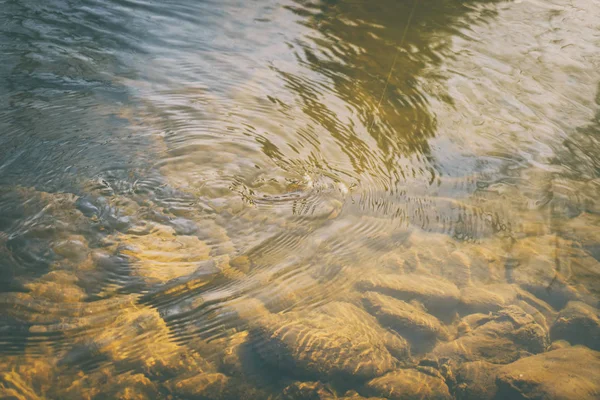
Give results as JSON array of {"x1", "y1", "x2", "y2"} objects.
[{"x1": 1, "y1": 0, "x2": 599, "y2": 398}]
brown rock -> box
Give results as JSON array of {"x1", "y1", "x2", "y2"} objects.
[
  {"x1": 62, "y1": 295, "x2": 212, "y2": 379},
  {"x1": 62, "y1": 369, "x2": 160, "y2": 400},
  {"x1": 458, "y1": 284, "x2": 518, "y2": 314},
  {"x1": 496, "y1": 346, "x2": 600, "y2": 400},
  {"x1": 362, "y1": 292, "x2": 449, "y2": 352},
  {"x1": 251, "y1": 302, "x2": 406, "y2": 380},
  {"x1": 508, "y1": 235, "x2": 580, "y2": 309},
  {"x1": 24, "y1": 270, "x2": 87, "y2": 304},
  {"x1": 356, "y1": 274, "x2": 460, "y2": 319},
  {"x1": 551, "y1": 301, "x2": 600, "y2": 350},
  {"x1": 454, "y1": 361, "x2": 500, "y2": 400},
  {"x1": 399, "y1": 232, "x2": 472, "y2": 287},
  {"x1": 277, "y1": 381, "x2": 335, "y2": 400},
  {"x1": 111, "y1": 224, "x2": 211, "y2": 284},
  {"x1": 168, "y1": 372, "x2": 230, "y2": 400},
  {"x1": 431, "y1": 305, "x2": 549, "y2": 364},
  {"x1": 364, "y1": 369, "x2": 452, "y2": 400},
  {"x1": 277, "y1": 381, "x2": 386, "y2": 400},
  {"x1": 230, "y1": 255, "x2": 251, "y2": 274},
  {"x1": 0, "y1": 357, "x2": 53, "y2": 400}
]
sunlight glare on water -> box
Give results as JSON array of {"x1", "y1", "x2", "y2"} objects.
[{"x1": 1, "y1": 0, "x2": 599, "y2": 398}]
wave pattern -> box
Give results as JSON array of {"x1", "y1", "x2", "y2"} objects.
[{"x1": 1, "y1": 0, "x2": 600, "y2": 398}]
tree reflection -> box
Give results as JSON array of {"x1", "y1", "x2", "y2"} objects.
[{"x1": 275, "y1": 0, "x2": 500, "y2": 180}]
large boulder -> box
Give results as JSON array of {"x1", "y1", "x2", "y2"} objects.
[
  {"x1": 250, "y1": 302, "x2": 409, "y2": 381},
  {"x1": 430, "y1": 305, "x2": 549, "y2": 364},
  {"x1": 496, "y1": 346, "x2": 600, "y2": 400},
  {"x1": 361, "y1": 291, "x2": 450, "y2": 352},
  {"x1": 356, "y1": 274, "x2": 460, "y2": 319},
  {"x1": 551, "y1": 301, "x2": 600, "y2": 350},
  {"x1": 364, "y1": 368, "x2": 452, "y2": 400}
]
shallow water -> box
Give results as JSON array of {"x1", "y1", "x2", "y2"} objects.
[{"x1": 1, "y1": 0, "x2": 599, "y2": 398}]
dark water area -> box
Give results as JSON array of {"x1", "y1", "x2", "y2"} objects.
[{"x1": 1, "y1": 0, "x2": 600, "y2": 399}]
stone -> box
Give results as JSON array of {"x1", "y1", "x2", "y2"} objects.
[
  {"x1": 230, "y1": 255, "x2": 251, "y2": 274},
  {"x1": 361, "y1": 292, "x2": 450, "y2": 352},
  {"x1": 547, "y1": 340, "x2": 571, "y2": 351},
  {"x1": 339, "y1": 391, "x2": 386, "y2": 400},
  {"x1": 111, "y1": 224, "x2": 211, "y2": 284},
  {"x1": 562, "y1": 212, "x2": 600, "y2": 248},
  {"x1": 0, "y1": 357, "x2": 54, "y2": 400},
  {"x1": 458, "y1": 284, "x2": 518, "y2": 314},
  {"x1": 458, "y1": 238, "x2": 510, "y2": 284},
  {"x1": 0, "y1": 274, "x2": 88, "y2": 326},
  {"x1": 455, "y1": 313, "x2": 494, "y2": 336},
  {"x1": 454, "y1": 361, "x2": 500, "y2": 400},
  {"x1": 250, "y1": 302, "x2": 407, "y2": 380},
  {"x1": 208, "y1": 327, "x2": 279, "y2": 391},
  {"x1": 444, "y1": 250, "x2": 473, "y2": 287},
  {"x1": 62, "y1": 295, "x2": 212, "y2": 379},
  {"x1": 277, "y1": 381, "x2": 336, "y2": 400},
  {"x1": 52, "y1": 235, "x2": 91, "y2": 264},
  {"x1": 512, "y1": 288, "x2": 557, "y2": 328},
  {"x1": 364, "y1": 368, "x2": 452, "y2": 400},
  {"x1": 377, "y1": 252, "x2": 406, "y2": 274},
  {"x1": 399, "y1": 232, "x2": 472, "y2": 287},
  {"x1": 431, "y1": 305, "x2": 549, "y2": 364},
  {"x1": 356, "y1": 273, "x2": 460, "y2": 319},
  {"x1": 507, "y1": 235, "x2": 580, "y2": 309},
  {"x1": 551, "y1": 301, "x2": 600, "y2": 350},
  {"x1": 61, "y1": 369, "x2": 160, "y2": 400},
  {"x1": 23, "y1": 270, "x2": 87, "y2": 304},
  {"x1": 168, "y1": 373, "x2": 232, "y2": 400},
  {"x1": 276, "y1": 381, "x2": 387, "y2": 400},
  {"x1": 254, "y1": 274, "x2": 323, "y2": 313},
  {"x1": 496, "y1": 346, "x2": 600, "y2": 400}
]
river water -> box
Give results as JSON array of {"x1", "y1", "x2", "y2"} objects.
[{"x1": 1, "y1": 0, "x2": 599, "y2": 399}]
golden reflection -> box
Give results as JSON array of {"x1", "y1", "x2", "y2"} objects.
[{"x1": 1, "y1": 0, "x2": 600, "y2": 399}]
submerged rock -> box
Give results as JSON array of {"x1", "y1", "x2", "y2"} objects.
[
  {"x1": 453, "y1": 361, "x2": 500, "y2": 400},
  {"x1": 551, "y1": 301, "x2": 600, "y2": 350},
  {"x1": 23, "y1": 270, "x2": 87, "y2": 304},
  {"x1": 507, "y1": 235, "x2": 580, "y2": 309},
  {"x1": 277, "y1": 381, "x2": 386, "y2": 400},
  {"x1": 277, "y1": 381, "x2": 335, "y2": 400},
  {"x1": 62, "y1": 368, "x2": 161, "y2": 400},
  {"x1": 496, "y1": 346, "x2": 600, "y2": 400},
  {"x1": 356, "y1": 273, "x2": 460, "y2": 319},
  {"x1": 364, "y1": 368, "x2": 452, "y2": 400},
  {"x1": 431, "y1": 305, "x2": 549, "y2": 364},
  {"x1": 167, "y1": 372, "x2": 235, "y2": 400},
  {"x1": 458, "y1": 284, "x2": 518, "y2": 315},
  {"x1": 63, "y1": 295, "x2": 213, "y2": 379},
  {"x1": 110, "y1": 224, "x2": 211, "y2": 284},
  {"x1": 250, "y1": 302, "x2": 408, "y2": 380},
  {"x1": 0, "y1": 357, "x2": 54, "y2": 400},
  {"x1": 361, "y1": 291, "x2": 450, "y2": 352}
]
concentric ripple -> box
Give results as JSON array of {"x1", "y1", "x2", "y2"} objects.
[{"x1": 1, "y1": 0, "x2": 600, "y2": 398}]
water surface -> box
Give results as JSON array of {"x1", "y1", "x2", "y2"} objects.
[{"x1": 1, "y1": 0, "x2": 600, "y2": 398}]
